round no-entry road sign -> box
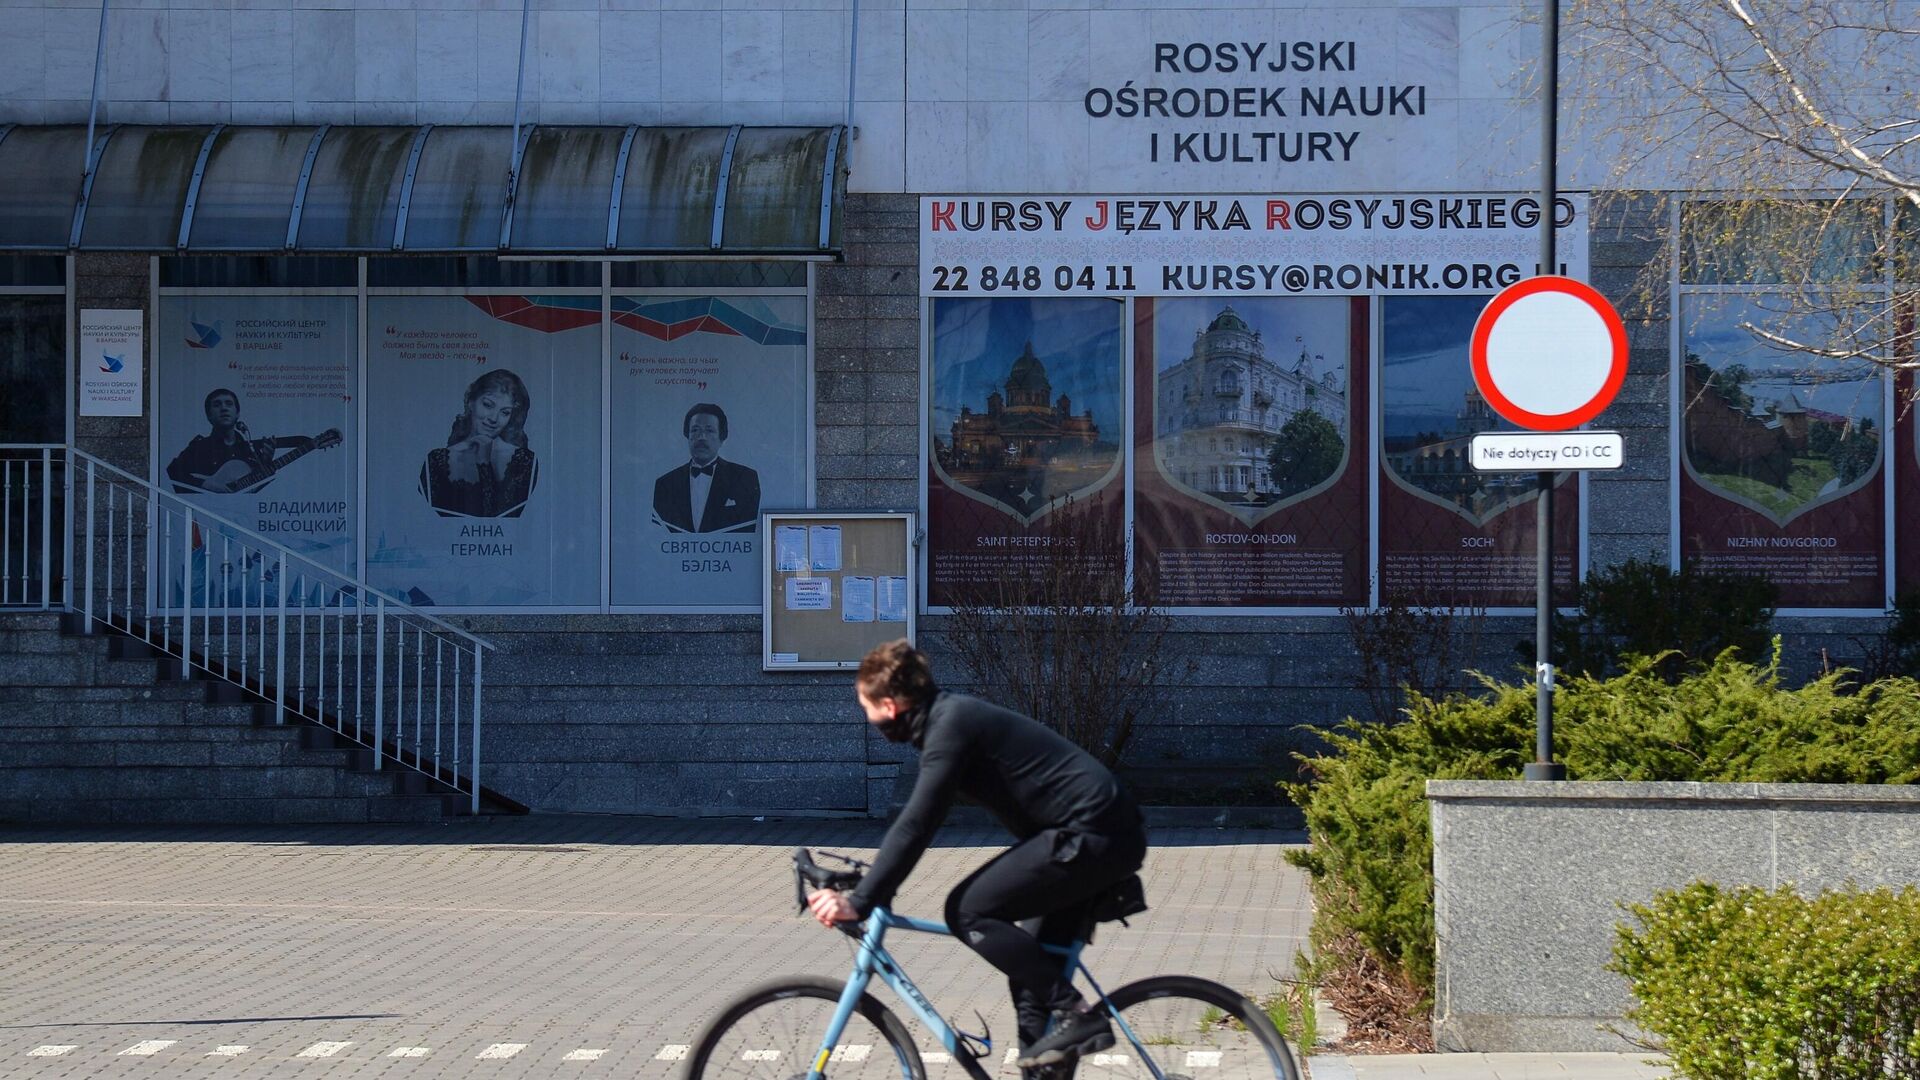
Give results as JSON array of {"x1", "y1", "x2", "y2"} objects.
[{"x1": 1470, "y1": 275, "x2": 1627, "y2": 431}]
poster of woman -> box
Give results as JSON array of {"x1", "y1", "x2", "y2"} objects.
[
  {"x1": 365, "y1": 295, "x2": 600, "y2": 607},
  {"x1": 419, "y1": 369, "x2": 539, "y2": 518}
]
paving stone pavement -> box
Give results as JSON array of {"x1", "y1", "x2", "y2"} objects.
[
  {"x1": 0, "y1": 815, "x2": 1312, "y2": 1079},
  {"x1": 1310, "y1": 1054, "x2": 1670, "y2": 1079}
]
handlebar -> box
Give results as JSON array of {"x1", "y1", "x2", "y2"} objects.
[{"x1": 792, "y1": 848, "x2": 867, "y2": 912}]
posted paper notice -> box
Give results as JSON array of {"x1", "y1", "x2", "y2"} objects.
[
  {"x1": 809, "y1": 525, "x2": 843, "y2": 572},
  {"x1": 877, "y1": 576, "x2": 908, "y2": 622},
  {"x1": 775, "y1": 526, "x2": 808, "y2": 573},
  {"x1": 842, "y1": 576, "x2": 876, "y2": 622},
  {"x1": 785, "y1": 577, "x2": 833, "y2": 611}
]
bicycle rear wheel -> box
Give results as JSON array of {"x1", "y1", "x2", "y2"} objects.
[
  {"x1": 684, "y1": 976, "x2": 925, "y2": 1080},
  {"x1": 1084, "y1": 975, "x2": 1302, "y2": 1080}
]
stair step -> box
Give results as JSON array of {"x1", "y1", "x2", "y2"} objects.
[
  {"x1": 2, "y1": 615, "x2": 502, "y2": 823},
  {"x1": 107, "y1": 635, "x2": 160, "y2": 660}
]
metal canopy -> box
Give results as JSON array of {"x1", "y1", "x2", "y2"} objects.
[{"x1": 0, "y1": 123, "x2": 848, "y2": 255}]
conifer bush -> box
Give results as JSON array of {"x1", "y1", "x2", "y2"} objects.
[{"x1": 1284, "y1": 648, "x2": 1920, "y2": 1034}]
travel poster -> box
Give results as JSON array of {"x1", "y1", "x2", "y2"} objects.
[
  {"x1": 1679, "y1": 294, "x2": 1887, "y2": 609},
  {"x1": 1132, "y1": 296, "x2": 1369, "y2": 608},
  {"x1": 925, "y1": 297, "x2": 1126, "y2": 608},
  {"x1": 1378, "y1": 295, "x2": 1578, "y2": 608}
]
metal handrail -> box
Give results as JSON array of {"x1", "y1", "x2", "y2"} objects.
[
  {"x1": 20, "y1": 445, "x2": 496, "y2": 813},
  {"x1": 0, "y1": 444, "x2": 60, "y2": 611},
  {"x1": 69, "y1": 448, "x2": 490, "y2": 649}
]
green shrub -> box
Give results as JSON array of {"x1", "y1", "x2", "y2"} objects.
[
  {"x1": 1284, "y1": 649, "x2": 1920, "y2": 1021},
  {"x1": 1612, "y1": 882, "x2": 1920, "y2": 1079},
  {"x1": 1550, "y1": 558, "x2": 1776, "y2": 681}
]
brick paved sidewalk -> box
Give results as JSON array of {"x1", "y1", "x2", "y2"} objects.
[
  {"x1": 1309, "y1": 1052, "x2": 1670, "y2": 1079},
  {"x1": 0, "y1": 815, "x2": 1310, "y2": 1079}
]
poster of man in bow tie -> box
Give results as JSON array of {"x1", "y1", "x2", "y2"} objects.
[{"x1": 651, "y1": 402, "x2": 762, "y2": 534}]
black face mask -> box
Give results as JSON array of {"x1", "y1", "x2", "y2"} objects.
[{"x1": 874, "y1": 715, "x2": 915, "y2": 743}]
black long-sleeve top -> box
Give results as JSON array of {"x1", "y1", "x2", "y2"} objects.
[{"x1": 849, "y1": 690, "x2": 1138, "y2": 916}]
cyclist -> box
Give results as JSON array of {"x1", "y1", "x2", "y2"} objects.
[{"x1": 805, "y1": 640, "x2": 1149, "y2": 1072}]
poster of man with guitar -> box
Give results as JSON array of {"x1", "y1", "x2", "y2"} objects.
[{"x1": 165, "y1": 387, "x2": 341, "y2": 495}]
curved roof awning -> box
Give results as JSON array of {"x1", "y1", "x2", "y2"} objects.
[{"x1": 0, "y1": 123, "x2": 847, "y2": 255}]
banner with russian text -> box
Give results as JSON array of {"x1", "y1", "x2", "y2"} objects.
[
  {"x1": 155, "y1": 295, "x2": 357, "y2": 607},
  {"x1": 1378, "y1": 295, "x2": 1578, "y2": 608},
  {"x1": 1132, "y1": 296, "x2": 1369, "y2": 608},
  {"x1": 920, "y1": 194, "x2": 1588, "y2": 298},
  {"x1": 925, "y1": 297, "x2": 1126, "y2": 608},
  {"x1": 609, "y1": 294, "x2": 810, "y2": 608},
  {"x1": 1678, "y1": 295, "x2": 1888, "y2": 610},
  {"x1": 364, "y1": 296, "x2": 601, "y2": 607}
]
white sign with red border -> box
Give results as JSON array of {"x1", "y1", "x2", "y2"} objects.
[{"x1": 1469, "y1": 275, "x2": 1627, "y2": 431}]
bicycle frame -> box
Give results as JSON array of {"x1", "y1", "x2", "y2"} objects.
[{"x1": 808, "y1": 909, "x2": 1164, "y2": 1080}]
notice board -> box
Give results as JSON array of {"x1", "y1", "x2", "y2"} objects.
[{"x1": 763, "y1": 511, "x2": 916, "y2": 671}]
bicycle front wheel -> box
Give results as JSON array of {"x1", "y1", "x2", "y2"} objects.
[
  {"x1": 1087, "y1": 975, "x2": 1302, "y2": 1080},
  {"x1": 684, "y1": 976, "x2": 926, "y2": 1080}
]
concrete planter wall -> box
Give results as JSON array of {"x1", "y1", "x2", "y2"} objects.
[{"x1": 1428, "y1": 780, "x2": 1920, "y2": 1053}]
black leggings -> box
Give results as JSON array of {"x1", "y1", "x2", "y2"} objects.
[{"x1": 944, "y1": 826, "x2": 1147, "y2": 1048}]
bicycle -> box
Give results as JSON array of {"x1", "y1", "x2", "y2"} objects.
[{"x1": 683, "y1": 848, "x2": 1302, "y2": 1080}]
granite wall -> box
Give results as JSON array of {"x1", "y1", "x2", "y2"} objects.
[{"x1": 1428, "y1": 780, "x2": 1920, "y2": 1052}]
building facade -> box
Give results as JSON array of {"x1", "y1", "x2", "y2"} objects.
[{"x1": 0, "y1": 2, "x2": 1910, "y2": 816}]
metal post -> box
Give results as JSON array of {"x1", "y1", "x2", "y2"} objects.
[
  {"x1": 275, "y1": 551, "x2": 287, "y2": 723},
  {"x1": 82, "y1": 460, "x2": 94, "y2": 632},
  {"x1": 82, "y1": 0, "x2": 111, "y2": 180},
  {"x1": 39, "y1": 449, "x2": 51, "y2": 610},
  {"x1": 180, "y1": 507, "x2": 195, "y2": 678},
  {"x1": 373, "y1": 595, "x2": 385, "y2": 770},
  {"x1": 61, "y1": 450, "x2": 74, "y2": 611},
  {"x1": 844, "y1": 0, "x2": 861, "y2": 134},
  {"x1": 1524, "y1": 0, "x2": 1567, "y2": 783},
  {"x1": 471, "y1": 647, "x2": 483, "y2": 815}
]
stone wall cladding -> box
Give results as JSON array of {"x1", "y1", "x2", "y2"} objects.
[
  {"x1": 1429, "y1": 780, "x2": 1920, "y2": 1052},
  {"x1": 73, "y1": 253, "x2": 150, "y2": 477}
]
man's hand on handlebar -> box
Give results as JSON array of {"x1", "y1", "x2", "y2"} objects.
[{"x1": 807, "y1": 888, "x2": 859, "y2": 928}]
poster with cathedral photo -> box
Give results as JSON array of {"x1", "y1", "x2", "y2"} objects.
[
  {"x1": 1131, "y1": 297, "x2": 1369, "y2": 609},
  {"x1": 1378, "y1": 296, "x2": 1579, "y2": 609},
  {"x1": 925, "y1": 297, "x2": 1126, "y2": 609},
  {"x1": 1679, "y1": 294, "x2": 1888, "y2": 609}
]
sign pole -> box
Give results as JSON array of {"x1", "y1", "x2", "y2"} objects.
[{"x1": 1525, "y1": 0, "x2": 1567, "y2": 782}]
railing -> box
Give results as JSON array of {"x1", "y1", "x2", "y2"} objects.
[
  {"x1": 35, "y1": 446, "x2": 493, "y2": 813},
  {"x1": 0, "y1": 445, "x2": 63, "y2": 610}
]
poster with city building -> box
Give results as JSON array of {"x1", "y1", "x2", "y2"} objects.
[
  {"x1": 1379, "y1": 296, "x2": 1579, "y2": 608},
  {"x1": 608, "y1": 295, "x2": 809, "y2": 609},
  {"x1": 364, "y1": 296, "x2": 601, "y2": 607},
  {"x1": 1132, "y1": 297, "x2": 1368, "y2": 608},
  {"x1": 154, "y1": 295, "x2": 358, "y2": 607},
  {"x1": 925, "y1": 297, "x2": 1126, "y2": 608},
  {"x1": 1679, "y1": 295, "x2": 1888, "y2": 609}
]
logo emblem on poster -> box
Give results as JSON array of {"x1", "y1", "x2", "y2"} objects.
[
  {"x1": 184, "y1": 319, "x2": 223, "y2": 350},
  {"x1": 99, "y1": 353, "x2": 125, "y2": 374}
]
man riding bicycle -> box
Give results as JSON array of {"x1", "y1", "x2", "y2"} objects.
[{"x1": 805, "y1": 640, "x2": 1149, "y2": 1072}]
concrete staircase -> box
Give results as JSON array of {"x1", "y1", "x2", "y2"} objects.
[{"x1": 0, "y1": 612, "x2": 504, "y2": 825}]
